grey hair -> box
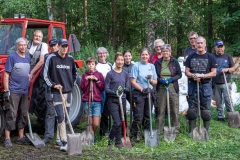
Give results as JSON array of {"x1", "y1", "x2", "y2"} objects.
[
  {"x1": 34, "y1": 30, "x2": 43, "y2": 37},
  {"x1": 161, "y1": 44, "x2": 171, "y2": 52},
  {"x1": 196, "y1": 36, "x2": 206, "y2": 43},
  {"x1": 96, "y1": 47, "x2": 109, "y2": 57},
  {"x1": 15, "y1": 37, "x2": 28, "y2": 45},
  {"x1": 154, "y1": 39, "x2": 165, "y2": 48},
  {"x1": 188, "y1": 31, "x2": 198, "y2": 38}
]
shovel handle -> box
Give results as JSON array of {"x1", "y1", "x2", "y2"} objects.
[
  {"x1": 165, "y1": 86, "x2": 171, "y2": 129},
  {"x1": 27, "y1": 113, "x2": 35, "y2": 140},
  {"x1": 88, "y1": 80, "x2": 93, "y2": 131},
  {"x1": 147, "y1": 78, "x2": 153, "y2": 136},
  {"x1": 197, "y1": 82, "x2": 201, "y2": 129},
  {"x1": 60, "y1": 89, "x2": 75, "y2": 134},
  {"x1": 223, "y1": 72, "x2": 234, "y2": 112}
]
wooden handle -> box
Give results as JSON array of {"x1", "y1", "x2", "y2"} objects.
[{"x1": 59, "y1": 89, "x2": 75, "y2": 134}]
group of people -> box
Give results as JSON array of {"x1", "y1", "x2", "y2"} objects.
[
  {"x1": 3, "y1": 30, "x2": 77, "y2": 151},
  {"x1": 2, "y1": 29, "x2": 235, "y2": 150}
]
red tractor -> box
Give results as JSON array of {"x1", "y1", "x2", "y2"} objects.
[{"x1": 0, "y1": 15, "x2": 84, "y2": 136}]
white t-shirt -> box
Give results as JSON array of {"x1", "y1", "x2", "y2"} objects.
[
  {"x1": 96, "y1": 62, "x2": 112, "y2": 78},
  {"x1": 29, "y1": 42, "x2": 48, "y2": 56}
]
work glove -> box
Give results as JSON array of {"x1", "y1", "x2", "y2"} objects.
[
  {"x1": 167, "y1": 78, "x2": 173, "y2": 84},
  {"x1": 116, "y1": 86, "x2": 124, "y2": 95},
  {"x1": 3, "y1": 91, "x2": 10, "y2": 102},
  {"x1": 159, "y1": 78, "x2": 167, "y2": 85},
  {"x1": 142, "y1": 88, "x2": 151, "y2": 94}
]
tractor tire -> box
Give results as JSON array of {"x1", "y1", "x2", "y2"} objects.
[{"x1": 30, "y1": 75, "x2": 84, "y2": 128}]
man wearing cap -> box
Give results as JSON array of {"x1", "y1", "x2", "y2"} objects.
[
  {"x1": 41, "y1": 39, "x2": 59, "y2": 144},
  {"x1": 212, "y1": 40, "x2": 235, "y2": 121},
  {"x1": 28, "y1": 30, "x2": 48, "y2": 79},
  {"x1": 43, "y1": 38, "x2": 77, "y2": 151},
  {"x1": 3, "y1": 37, "x2": 31, "y2": 147},
  {"x1": 185, "y1": 36, "x2": 217, "y2": 135}
]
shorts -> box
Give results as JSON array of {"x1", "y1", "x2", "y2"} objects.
[
  {"x1": 4, "y1": 93, "x2": 28, "y2": 131},
  {"x1": 83, "y1": 102, "x2": 101, "y2": 117}
]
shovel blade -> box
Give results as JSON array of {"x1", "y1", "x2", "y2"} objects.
[
  {"x1": 193, "y1": 127, "x2": 208, "y2": 141},
  {"x1": 81, "y1": 131, "x2": 94, "y2": 147},
  {"x1": 26, "y1": 133, "x2": 45, "y2": 148},
  {"x1": 121, "y1": 137, "x2": 132, "y2": 149},
  {"x1": 227, "y1": 111, "x2": 240, "y2": 128},
  {"x1": 67, "y1": 133, "x2": 82, "y2": 155},
  {"x1": 144, "y1": 129, "x2": 159, "y2": 147},
  {"x1": 163, "y1": 126, "x2": 176, "y2": 142}
]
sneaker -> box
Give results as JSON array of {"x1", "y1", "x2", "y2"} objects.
[
  {"x1": 60, "y1": 141, "x2": 67, "y2": 151},
  {"x1": 108, "y1": 143, "x2": 112, "y2": 149},
  {"x1": 4, "y1": 139, "x2": 12, "y2": 148},
  {"x1": 55, "y1": 139, "x2": 62, "y2": 146},
  {"x1": 115, "y1": 143, "x2": 122, "y2": 149},
  {"x1": 43, "y1": 137, "x2": 52, "y2": 144},
  {"x1": 218, "y1": 118, "x2": 225, "y2": 122},
  {"x1": 16, "y1": 136, "x2": 31, "y2": 145}
]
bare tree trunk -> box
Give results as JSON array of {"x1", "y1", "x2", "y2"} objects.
[
  {"x1": 176, "y1": 0, "x2": 183, "y2": 57},
  {"x1": 119, "y1": 1, "x2": 124, "y2": 46},
  {"x1": 46, "y1": 0, "x2": 54, "y2": 21},
  {"x1": 147, "y1": 0, "x2": 157, "y2": 53},
  {"x1": 83, "y1": 0, "x2": 88, "y2": 28},
  {"x1": 208, "y1": 0, "x2": 213, "y2": 53},
  {"x1": 112, "y1": 0, "x2": 117, "y2": 50},
  {"x1": 61, "y1": 0, "x2": 66, "y2": 23}
]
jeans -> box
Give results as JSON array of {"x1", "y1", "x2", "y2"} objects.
[{"x1": 213, "y1": 83, "x2": 232, "y2": 118}]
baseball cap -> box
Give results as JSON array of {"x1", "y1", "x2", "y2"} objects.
[
  {"x1": 58, "y1": 38, "x2": 68, "y2": 46},
  {"x1": 215, "y1": 40, "x2": 224, "y2": 47},
  {"x1": 49, "y1": 39, "x2": 58, "y2": 46}
]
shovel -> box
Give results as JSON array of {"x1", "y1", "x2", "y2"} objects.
[
  {"x1": 127, "y1": 84, "x2": 133, "y2": 136},
  {"x1": 193, "y1": 81, "x2": 208, "y2": 141},
  {"x1": 81, "y1": 79, "x2": 94, "y2": 146},
  {"x1": 116, "y1": 89, "x2": 132, "y2": 149},
  {"x1": 144, "y1": 75, "x2": 159, "y2": 147},
  {"x1": 59, "y1": 89, "x2": 82, "y2": 155},
  {"x1": 26, "y1": 113, "x2": 45, "y2": 148},
  {"x1": 223, "y1": 72, "x2": 240, "y2": 128},
  {"x1": 164, "y1": 84, "x2": 176, "y2": 141}
]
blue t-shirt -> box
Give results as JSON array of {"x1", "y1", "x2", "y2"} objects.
[
  {"x1": 5, "y1": 52, "x2": 30, "y2": 94},
  {"x1": 130, "y1": 61, "x2": 157, "y2": 89}
]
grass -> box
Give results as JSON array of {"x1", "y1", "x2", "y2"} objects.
[
  {"x1": 71, "y1": 106, "x2": 240, "y2": 160},
  {"x1": 0, "y1": 106, "x2": 240, "y2": 159}
]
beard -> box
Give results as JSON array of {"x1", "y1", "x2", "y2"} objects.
[{"x1": 33, "y1": 40, "x2": 41, "y2": 45}]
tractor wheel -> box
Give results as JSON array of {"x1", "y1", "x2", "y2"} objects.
[{"x1": 30, "y1": 76, "x2": 83, "y2": 128}]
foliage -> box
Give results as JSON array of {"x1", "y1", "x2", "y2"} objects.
[{"x1": 0, "y1": 0, "x2": 239, "y2": 56}]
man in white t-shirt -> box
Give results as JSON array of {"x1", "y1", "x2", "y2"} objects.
[{"x1": 27, "y1": 30, "x2": 48, "y2": 79}]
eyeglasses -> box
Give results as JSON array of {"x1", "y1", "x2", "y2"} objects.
[
  {"x1": 18, "y1": 44, "x2": 27, "y2": 47},
  {"x1": 189, "y1": 37, "x2": 196, "y2": 40},
  {"x1": 155, "y1": 46, "x2": 161, "y2": 48},
  {"x1": 98, "y1": 52, "x2": 106, "y2": 55}
]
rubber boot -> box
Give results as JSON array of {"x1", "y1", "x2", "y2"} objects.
[
  {"x1": 189, "y1": 119, "x2": 196, "y2": 135},
  {"x1": 203, "y1": 120, "x2": 210, "y2": 134}
]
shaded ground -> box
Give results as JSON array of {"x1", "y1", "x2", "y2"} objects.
[{"x1": 1, "y1": 108, "x2": 240, "y2": 159}]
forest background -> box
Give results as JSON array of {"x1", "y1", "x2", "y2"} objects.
[{"x1": 0, "y1": 0, "x2": 239, "y2": 60}]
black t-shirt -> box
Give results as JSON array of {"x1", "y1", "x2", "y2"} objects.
[
  {"x1": 183, "y1": 46, "x2": 197, "y2": 66},
  {"x1": 212, "y1": 53, "x2": 235, "y2": 84},
  {"x1": 185, "y1": 52, "x2": 217, "y2": 83},
  {"x1": 184, "y1": 46, "x2": 197, "y2": 58}
]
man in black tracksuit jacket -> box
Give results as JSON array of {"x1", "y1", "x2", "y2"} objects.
[{"x1": 43, "y1": 38, "x2": 77, "y2": 151}]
